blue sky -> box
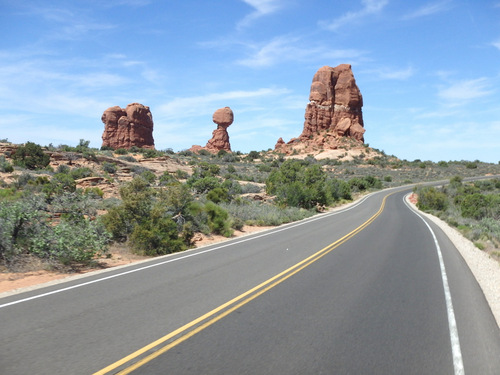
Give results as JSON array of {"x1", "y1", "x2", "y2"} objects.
[{"x1": 1, "y1": 0, "x2": 499, "y2": 162}]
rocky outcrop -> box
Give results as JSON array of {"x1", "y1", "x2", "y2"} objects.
[
  {"x1": 190, "y1": 107, "x2": 233, "y2": 153},
  {"x1": 101, "y1": 103, "x2": 155, "y2": 150},
  {"x1": 206, "y1": 107, "x2": 233, "y2": 152},
  {"x1": 275, "y1": 64, "x2": 365, "y2": 154}
]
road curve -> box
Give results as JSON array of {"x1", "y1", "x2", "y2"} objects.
[{"x1": 1, "y1": 187, "x2": 499, "y2": 374}]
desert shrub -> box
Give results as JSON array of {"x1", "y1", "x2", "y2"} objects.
[
  {"x1": 84, "y1": 187, "x2": 104, "y2": 198},
  {"x1": 115, "y1": 148, "x2": 129, "y2": 155},
  {"x1": 14, "y1": 172, "x2": 35, "y2": 188},
  {"x1": 37, "y1": 219, "x2": 110, "y2": 265},
  {"x1": 204, "y1": 201, "x2": 233, "y2": 237},
  {"x1": 0, "y1": 156, "x2": 14, "y2": 173},
  {"x1": 159, "y1": 171, "x2": 177, "y2": 186},
  {"x1": 140, "y1": 170, "x2": 157, "y2": 184},
  {"x1": 190, "y1": 176, "x2": 221, "y2": 194},
  {"x1": 326, "y1": 179, "x2": 352, "y2": 201},
  {"x1": 416, "y1": 186, "x2": 448, "y2": 212},
  {"x1": 102, "y1": 162, "x2": 117, "y2": 174},
  {"x1": 0, "y1": 194, "x2": 109, "y2": 266},
  {"x1": 240, "y1": 183, "x2": 262, "y2": 194},
  {"x1": 349, "y1": 175, "x2": 382, "y2": 192},
  {"x1": 42, "y1": 172, "x2": 76, "y2": 198},
  {"x1": 118, "y1": 155, "x2": 137, "y2": 162},
  {"x1": 266, "y1": 160, "x2": 331, "y2": 209},
  {"x1": 70, "y1": 167, "x2": 93, "y2": 180},
  {"x1": 0, "y1": 187, "x2": 22, "y2": 201},
  {"x1": 460, "y1": 193, "x2": 497, "y2": 220},
  {"x1": 56, "y1": 164, "x2": 70, "y2": 174},
  {"x1": 465, "y1": 162, "x2": 478, "y2": 169},
  {"x1": 220, "y1": 200, "x2": 314, "y2": 226},
  {"x1": 12, "y1": 142, "x2": 50, "y2": 170},
  {"x1": 0, "y1": 196, "x2": 47, "y2": 263},
  {"x1": 130, "y1": 208, "x2": 186, "y2": 256},
  {"x1": 246, "y1": 151, "x2": 260, "y2": 161},
  {"x1": 207, "y1": 187, "x2": 230, "y2": 203},
  {"x1": 143, "y1": 149, "x2": 160, "y2": 158},
  {"x1": 175, "y1": 169, "x2": 189, "y2": 179},
  {"x1": 50, "y1": 191, "x2": 99, "y2": 222}
]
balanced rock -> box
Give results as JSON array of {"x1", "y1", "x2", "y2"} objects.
[
  {"x1": 101, "y1": 103, "x2": 155, "y2": 150},
  {"x1": 275, "y1": 64, "x2": 365, "y2": 154},
  {"x1": 205, "y1": 107, "x2": 233, "y2": 152}
]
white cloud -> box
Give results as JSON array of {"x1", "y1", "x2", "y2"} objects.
[
  {"x1": 402, "y1": 1, "x2": 452, "y2": 20},
  {"x1": 438, "y1": 78, "x2": 495, "y2": 105},
  {"x1": 236, "y1": 35, "x2": 365, "y2": 68},
  {"x1": 157, "y1": 87, "x2": 291, "y2": 119},
  {"x1": 319, "y1": 0, "x2": 388, "y2": 31},
  {"x1": 238, "y1": 0, "x2": 284, "y2": 28},
  {"x1": 365, "y1": 66, "x2": 415, "y2": 80},
  {"x1": 492, "y1": 40, "x2": 500, "y2": 51}
]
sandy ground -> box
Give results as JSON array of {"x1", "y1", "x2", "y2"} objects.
[{"x1": 2, "y1": 196, "x2": 499, "y2": 330}]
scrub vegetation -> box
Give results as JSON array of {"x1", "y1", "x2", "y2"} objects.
[
  {"x1": 414, "y1": 177, "x2": 500, "y2": 258},
  {"x1": 1, "y1": 139, "x2": 500, "y2": 271}
]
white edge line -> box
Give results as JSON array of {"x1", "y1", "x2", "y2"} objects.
[
  {"x1": 0, "y1": 193, "x2": 375, "y2": 309},
  {"x1": 404, "y1": 194, "x2": 465, "y2": 375}
]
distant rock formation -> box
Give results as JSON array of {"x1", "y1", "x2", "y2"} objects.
[
  {"x1": 275, "y1": 64, "x2": 365, "y2": 154},
  {"x1": 101, "y1": 103, "x2": 155, "y2": 150},
  {"x1": 190, "y1": 107, "x2": 233, "y2": 153}
]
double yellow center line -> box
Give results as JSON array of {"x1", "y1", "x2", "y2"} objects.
[{"x1": 94, "y1": 193, "x2": 389, "y2": 375}]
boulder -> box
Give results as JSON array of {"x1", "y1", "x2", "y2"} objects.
[{"x1": 101, "y1": 103, "x2": 155, "y2": 150}]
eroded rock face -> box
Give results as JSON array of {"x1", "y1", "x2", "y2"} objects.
[
  {"x1": 275, "y1": 64, "x2": 365, "y2": 154},
  {"x1": 301, "y1": 64, "x2": 364, "y2": 141},
  {"x1": 101, "y1": 103, "x2": 155, "y2": 150}
]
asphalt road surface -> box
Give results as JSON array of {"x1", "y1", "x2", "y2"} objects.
[{"x1": 1, "y1": 187, "x2": 499, "y2": 374}]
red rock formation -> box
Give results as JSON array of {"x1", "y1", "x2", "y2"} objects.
[
  {"x1": 190, "y1": 107, "x2": 234, "y2": 153},
  {"x1": 275, "y1": 64, "x2": 365, "y2": 154},
  {"x1": 205, "y1": 107, "x2": 233, "y2": 152},
  {"x1": 101, "y1": 103, "x2": 155, "y2": 150}
]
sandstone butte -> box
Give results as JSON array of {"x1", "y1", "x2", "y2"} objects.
[
  {"x1": 101, "y1": 103, "x2": 155, "y2": 150},
  {"x1": 275, "y1": 64, "x2": 365, "y2": 154},
  {"x1": 190, "y1": 106, "x2": 234, "y2": 153}
]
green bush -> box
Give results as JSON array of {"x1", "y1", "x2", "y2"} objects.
[
  {"x1": 130, "y1": 210, "x2": 185, "y2": 256},
  {"x1": 0, "y1": 156, "x2": 13, "y2": 173},
  {"x1": 190, "y1": 176, "x2": 221, "y2": 194},
  {"x1": 207, "y1": 187, "x2": 230, "y2": 203},
  {"x1": 102, "y1": 162, "x2": 117, "y2": 174},
  {"x1": 204, "y1": 201, "x2": 233, "y2": 237},
  {"x1": 12, "y1": 142, "x2": 50, "y2": 170},
  {"x1": 460, "y1": 193, "x2": 490, "y2": 220},
  {"x1": 416, "y1": 186, "x2": 448, "y2": 211},
  {"x1": 266, "y1": 160, "x2": 332, "y2": 209}
]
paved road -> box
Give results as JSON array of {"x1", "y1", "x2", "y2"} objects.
[{"x1": 1, "y1": 187, "x2": 499, "y2": 374}]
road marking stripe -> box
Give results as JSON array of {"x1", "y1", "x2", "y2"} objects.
[
  {"x1": 94, "y1": 194, "x2": 390, "y2": 375},
  {"x1": 404, "y1": 195, "x2": 465, "y2": 375}
]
